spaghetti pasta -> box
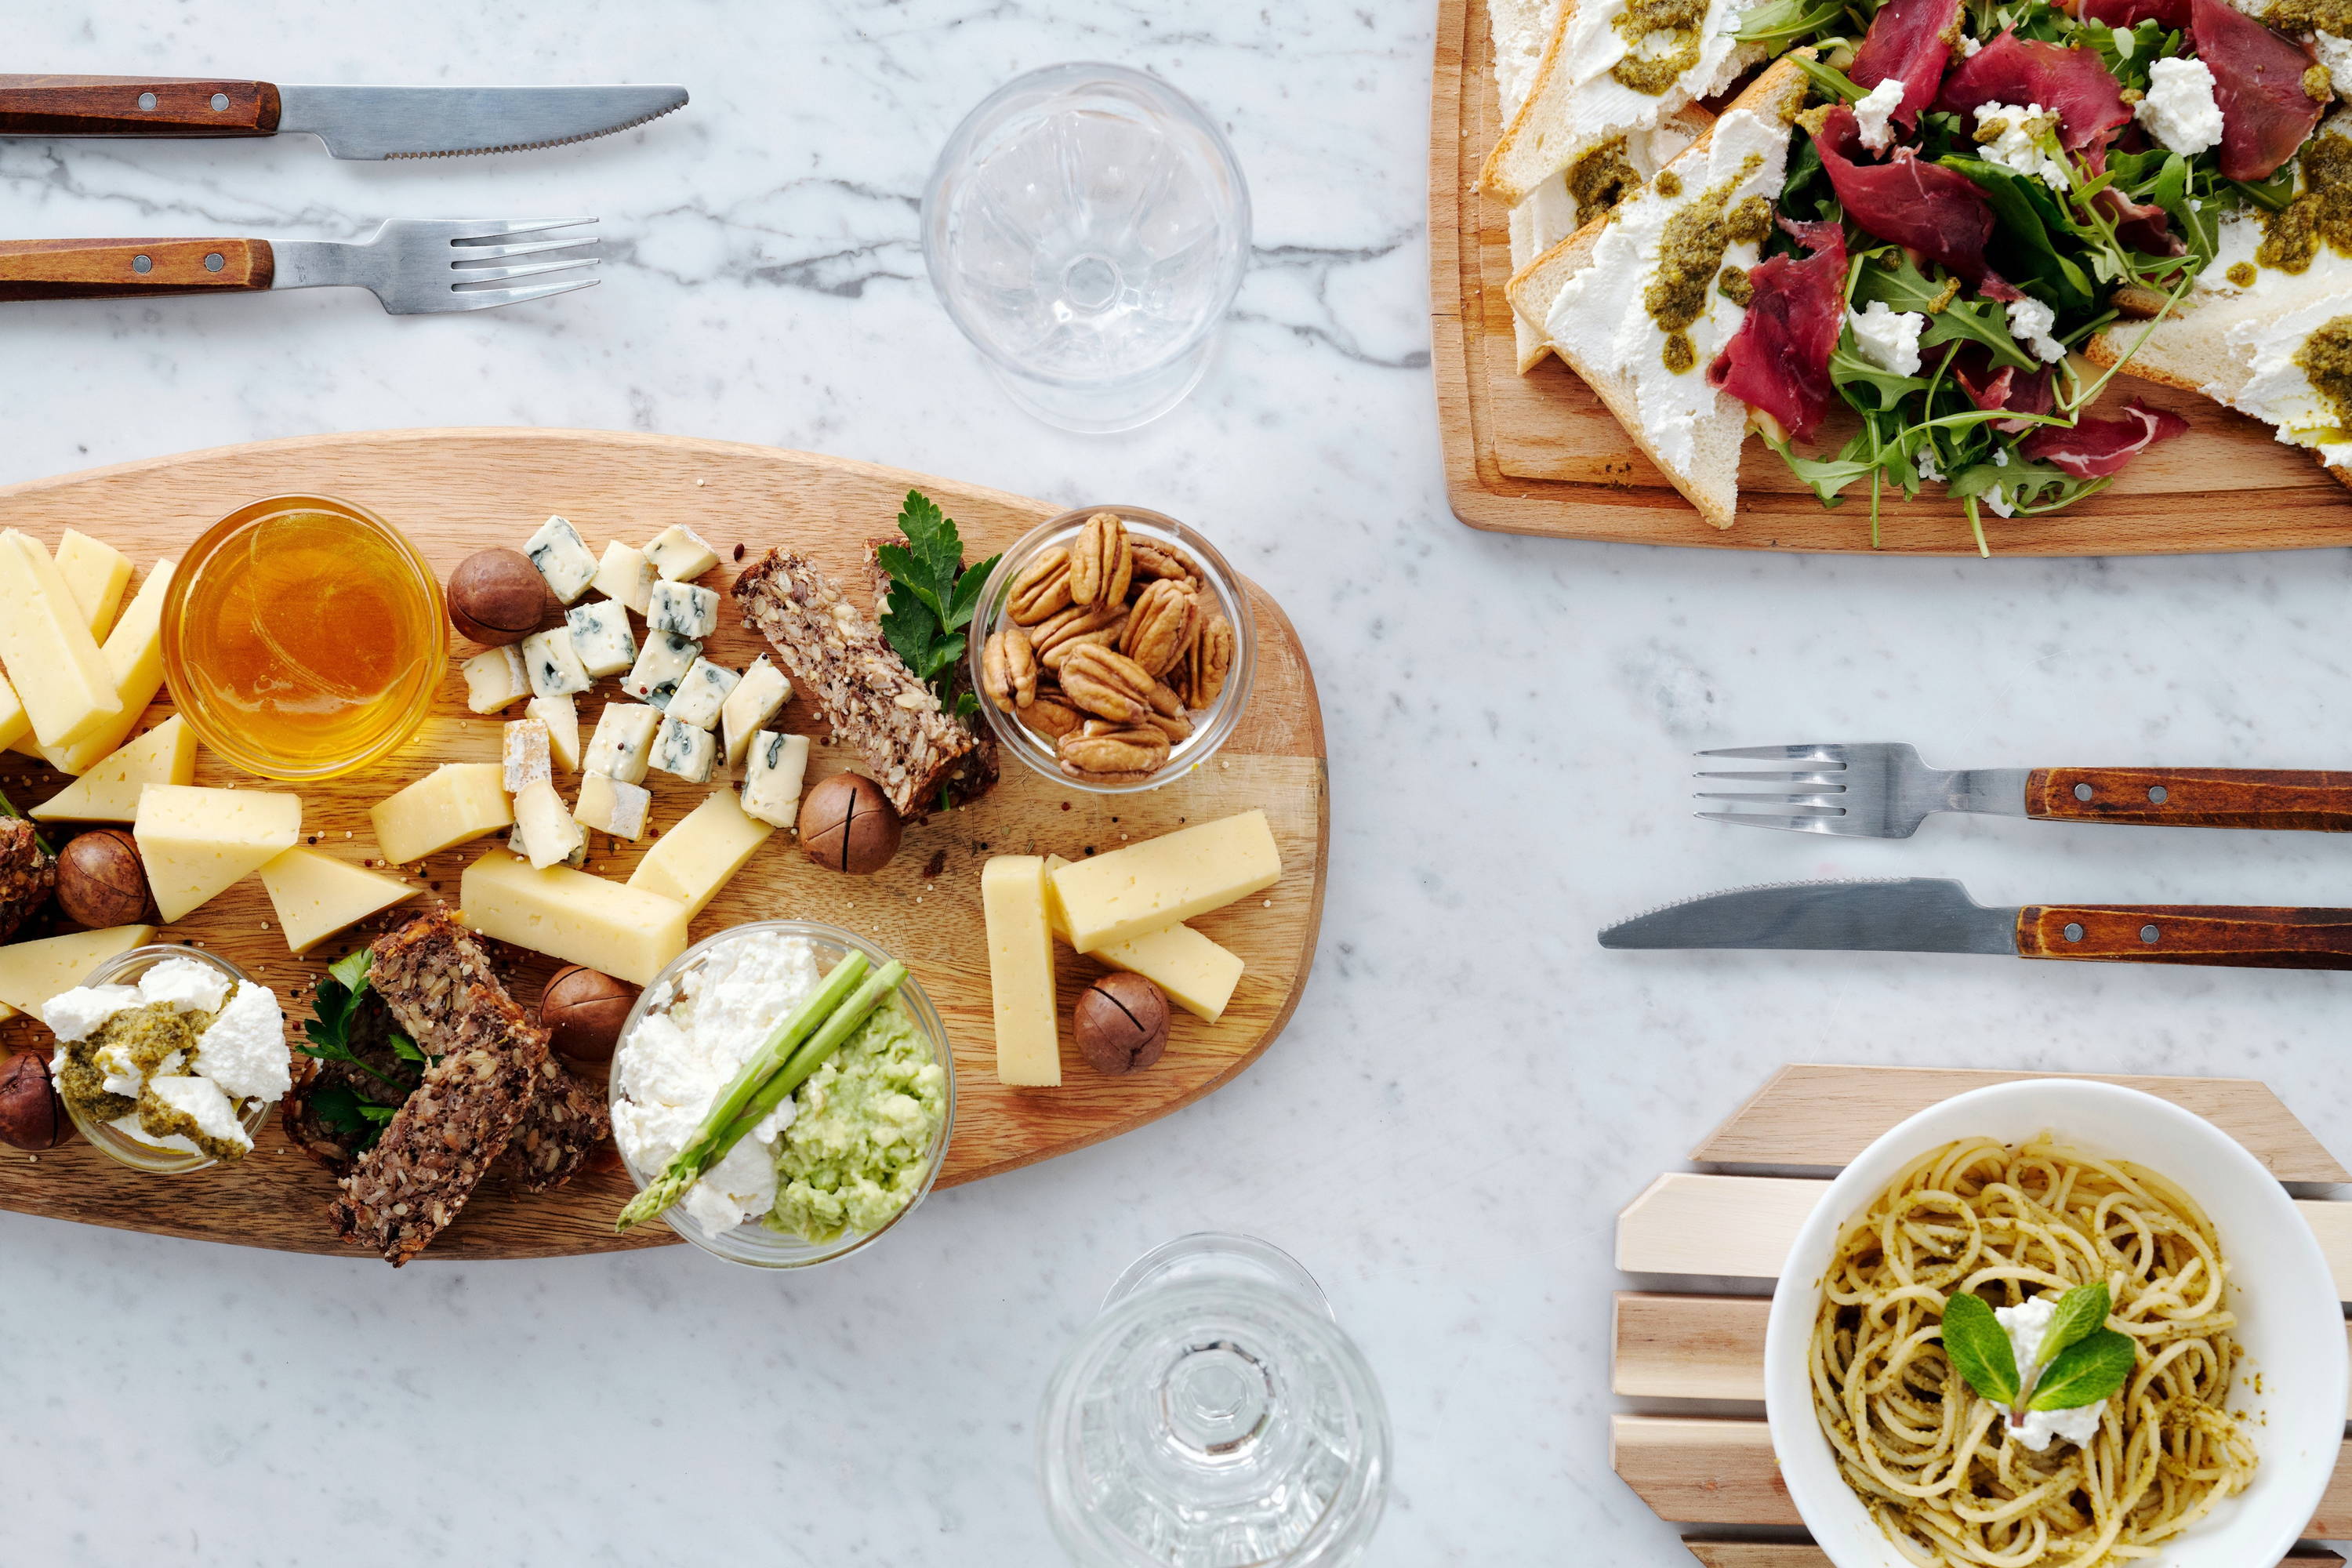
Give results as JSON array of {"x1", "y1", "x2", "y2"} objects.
[{"x1": 1810, "y1": 1135, "x2": 2258, "y2": 1567}]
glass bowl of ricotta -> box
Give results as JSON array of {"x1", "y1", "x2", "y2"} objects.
[
  {"x1": 48, "y1": 946, "x2": 288, "y2": 1175},
  {"x1": 608, "y1": 920, "x2": 956, "y2": 1270}
]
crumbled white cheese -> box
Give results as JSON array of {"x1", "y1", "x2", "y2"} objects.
[
  {"x1": 1915, "y1": 447, "x2": 1944, "y2": 482},
  {"x1": 1962, "y1": 34, "x2": 1983, "y2": 54},
  {"x1": 1994, "y1": 1295, "x2": 2109, "y2": 1452},
  {"x1": 1853, "y1": 76, "x2": 1907, "y2": 152},
  {"x1": 1983, "y1": 486, "x2": 2016, "y2": 517},
  {"x1": 1849, "y1": 300, "x2": 1925, "y2": 376},
  {"x1": 2005, "y1": 296, "x2": 2067, "y2": 363},
  {"x1": 2135, "y1": 56, "x2": 2223, "y2": 157},
  {"x1": 42, "y1": 984, "x2": 140, "y2": 1043},
  {"x1": 143, "y1": 1075, "x2": 252, "y2": 1153},
  {"x1": 1994, "y1": 445, "x2": 2010, "y2": 466},
  {"x1": 138, "y1": 958, "x2": 230, "y2": 1015},
  {"x1": 2316, "y1": 33, "x2": 2352, "y2": 100},
  {"x1": 612, "y1": 931, "x2": 825, "y2": 1235},
  {"x1": 96, "y1": 1043, "x2": 181, "y2": 1100},
  {"x1": 1973, "y1": 101, "x2": 2071, "y2": 191},
  {"x1": 198, "y1": 981, "x2": 290, "y2": 1102}
]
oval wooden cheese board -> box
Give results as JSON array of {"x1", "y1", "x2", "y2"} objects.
[{"x1": 0, "y1": 428, "x2": 1329, "y2": 1259}]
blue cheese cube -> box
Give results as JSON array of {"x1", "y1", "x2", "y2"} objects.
[
  {"x1": 664, "y1": 659, "x2": 739, "y2": 731},
  {"x1": 583, "y1": 702, "x2": 662, "y2": 785},
  {"x1": 574, "y1": 771, "x2": 652, "y2": 840},
  {"x1": 565, "y1": 599, "x2": 637, "y2": 679},
  {"x1": 720, "y1": 655, "x2": 792, "y2": 771},
  {"x1": 521, "y1": 626, "x2": 593, "y2": 699},
  {"x1": 650, "y1": 716, "x2": 717, "y2": 783},
  {"x1": 740, "y1": 731, "x2": 810, "y2": 829},
  {"x1": 503, "y1": 718, "x2": 553, "y2": 792},
  {"x1": 644, "y1": 524, "x2": 720, "y2": 582},
  {"x1": 590, "y1": 540, "x2": 655, "y2": 614},
  {"x1": 647, "y1": 580, "x2": 721, "y2": 640},
  {"x1": 622, "y1": 630, "x2": 701, "y2": 706},
  {"x1": 462, "y1": 645, "x2": 531, "y2": 713},
  {"x1": 524, "y1": 516, "x2": 599, "y2": 604}
]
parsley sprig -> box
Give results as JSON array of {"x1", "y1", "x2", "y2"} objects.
[
  {"x1": 876, "y1": 490, "x2": 1000, "y2": 723},
  {"x1": 298, "y1": 949, "x2": 428, "y2": 1150}
]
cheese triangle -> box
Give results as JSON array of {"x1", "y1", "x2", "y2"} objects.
[
  {"x1": 0, "y1": 925, "x2": 157, "y2": 1023},
  {"x1": 258, "y1": 847, "x2": 419, "y2": 955},
  {"x1": 133, "y1": 785, "x2": 302, "y2": 924},
  {"x1": 31, "y1": 716, "x2": 197, "y2": 823}
]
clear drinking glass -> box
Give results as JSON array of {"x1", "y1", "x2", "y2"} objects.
[
  {"x1": 923, "y1": 63, "x2": 1252, "y2": 434},
  {"x1": 1038, "y1": 1234, "x2": 1390, "y2": 1568}
]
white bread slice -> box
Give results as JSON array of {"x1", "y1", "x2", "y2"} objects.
[
  {"x1": 1490, "y1": 0, "x2": 1563, "y2": 118},
  {"x1": 1504, "y1": 56, "x2": 1809, "y2": 529},
  {"x1": 1481, "y1": 0, "x2": 1767, "y2": 205}
]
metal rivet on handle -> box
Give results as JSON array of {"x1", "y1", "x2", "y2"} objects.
[
  {"x1": 204, "y1": 253, "x2": 224, "y2": 273},
  {"x1": 137, "y1": 92, "x2": 157, "y2": 111},
  {"x1": 2064, "y1": 923, "x2": 2085, "y2": 942},
  {"x1": 2074, "y1": 782, "x2": 2095, "y2": 801},
  {"x1": 2140, "y1": 924, "x2": 2161, "y2": 943},
  {"x1": 210, "y1": 93, "x2": 229, "y2": 111},
  {"x1": 2148, "y1": 785, "x2": 2169, "y2": 803},
  {"x1": 131, "y1": 255, "x2": 151, "y2": 274}
]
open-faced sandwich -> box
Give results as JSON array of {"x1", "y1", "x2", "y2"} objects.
[{"x1": 1488, "y1": 0, "x2": 2352, "y2": 546}]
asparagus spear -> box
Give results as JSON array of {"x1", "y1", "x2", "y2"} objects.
[
  {"x1": 616, "y1": 952, "x2": 870, "y2": 1232},
  {"x1": 711, "y1": 960, "x2": 909, "y2": 1150}
]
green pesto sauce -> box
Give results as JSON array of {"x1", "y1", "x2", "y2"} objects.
[
  {"x1": 1567, "y1": 136, "x2": 1643, "y2": 226},
  {"x1": 1611, "y1": 0, "x2": 1711, "y2": 94},
  {"x1": 2259, "y1": 132, "x2": 2352, "y2": 274},
  {"x1": 1645, "y1": 157, "x2": 1769, "y2": 373},
  {"x1": 2293, "y1": 314, "x2": 2352, "y2": 432},
  {"x1": 2307, "y1": 64, "x2": 2336, "y2": 104},
  {"x1": 2268, "y1": 0, "x2": 2352, "y2": 34},
  {"x1": 767, "y1": 1001, "x2": 947, "y2": 1243},
  {"x1": 1719, "y1": 266, "x2": 1755, "y2": 306},
  {"x1": 54, "y1": 1003, "x2": 245, "y2": 1160},
  {"x1": 2228, "y1": 261, "x2": 2259, "y2": 288}
]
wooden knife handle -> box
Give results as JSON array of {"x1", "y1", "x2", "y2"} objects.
[
  {"x1": 0, "y1": 238, "x2": 273, "y2": 301},
  {"x1": 2025, "y1": 767, "x2": 2352, "y2": 830},
  {"x1": 0, "y1": 75, "x2": 278, "y2": 136},
  {"x1": 2019, "y1": 905, "x2": 2352, "y2": 968}
]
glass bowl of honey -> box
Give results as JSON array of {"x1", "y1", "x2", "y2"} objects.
[{"x1": 162, "y1": 495, "x2": 446, "y2": 782}]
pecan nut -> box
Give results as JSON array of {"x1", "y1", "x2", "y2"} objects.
[
  {"x1": 1068, "y1": 511, "x2": 1133, "y2": 608},
  {"x1": 1029, "y1": 601, "x2": 1128, "y2": 660},
  {"x1": 1059, "y1": 722, "x2": 1171, "y2": 777},
  {"x1": 1147, "y1": 705, "x2": 1192, "y2": 744},
  {"x1": 981, "y1": 626, "x2": 1038, "y2": 712},
  {"x1": 1041, "y1": 622, "x2": 1127, "y2": 672},
  {"x1": 1187, "y1": 613, "x2": 1236, "y2": 708},
  {"x1": 1057, "y1": 643, "x2": 1157, "y2": 724},
  {"x1": 1128, "y1": 539, "x2": 1199, "y2": 586},
  {"x1": 1007, "y1": 547, "x2": 1073, "y2": 624},
  {"x1": 1025, "y1": 692, "x2": 1084, "y2": 739},
  {"x1": 1120, "y1": 579, "x2": 1199, "y2": 678}
]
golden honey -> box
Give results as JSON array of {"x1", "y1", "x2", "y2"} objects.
[{"x1": 162, "y1": 496, "x2": 445, "y2": 781}]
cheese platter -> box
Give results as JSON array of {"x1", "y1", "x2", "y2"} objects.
[{"x1": 0, "y1": 427, "x2": 1329, "y2": 1260}]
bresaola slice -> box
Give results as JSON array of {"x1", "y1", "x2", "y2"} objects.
[
  {"x1": 1708, "y1": 218, "x2": 1849, "y2": 442},
  {"x1": 1812, "y1": 105, "x2": 2017, "y2": 296},
  {"x1": 2019, "y1": 399, "x2": 2190, "y2": 474},
  {"x1": 1848, "y1": 0, "x2": 1964, "y2": 132},
  {"x1": 1936, "y1": 31, "x2": 2132, "y2": 152},
  {"x1": 2191, "y1": 0, "x2": 2328, "y2": 181},
  {"x1": 2077, "y1": 0, "x2": 2189, "y2": 26},
  {"x1": 1951, "y1": 343, "x2": 2060, "y2": 432}
]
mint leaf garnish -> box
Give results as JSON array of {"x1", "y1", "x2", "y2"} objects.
[
  {"x1": 2027, "y1": 1328, "x2": 2136, "y2": 1412},
  {"x1": 2037, "y1": 1282, "x2": 2112, "y2": 1365},
  {"x1": 1940, "y1": 1290, "x2": 2022, "y2": 1409}
]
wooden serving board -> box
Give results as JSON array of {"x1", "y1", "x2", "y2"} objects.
[
  {"x1": 0, "y1": 428, "x2": 1330, "y2": 1259},
  {"x1": 1429, "y1": 0, "x2": 2352, "y2": 554},
  {"x1": 1612, "y1": 1064, "x2": 2352, "y2": 1564}
]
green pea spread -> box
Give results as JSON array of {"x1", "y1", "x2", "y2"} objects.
[{"x1": 767, "y1": 1000, "x2": 946, "y2": 1243}]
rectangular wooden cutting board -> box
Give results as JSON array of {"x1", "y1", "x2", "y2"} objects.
[
  {"x1": 1428, "y1": 0, "x2": 2352, "y2": 554},
  {"x1": 0, "y1": 428, "x2": 1330, "y2": 1258}
]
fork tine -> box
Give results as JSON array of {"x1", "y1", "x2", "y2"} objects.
[
  {"x1": 1696, "y1": 745, "x2": 1845, "y2": 761},
  {"x1": 451, "y1": 235, "x2": 601, "y2": 263},
  {"x1": 447, "y1": 273, "x2": 601, "y2": 310},
  {"x1": 452, "y1": 256, "x2": 602, "y2": 285},
  {"x1": 1695, "y1": 811, "x2": 1853, "y2": 834},
  {"x1": 1693, "y1": 770, "x2": 1846, "y2": 785},
  {"x1": 450, "y1": 216, "x2": 597, "y2": 241},
  {"x1": 1694, "y1": 792, "x2": 1846, "y2": 808}
]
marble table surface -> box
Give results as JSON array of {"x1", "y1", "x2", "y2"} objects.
[{"x1": 10, "y1": 2, "x2": 2352, "y2": 1563}]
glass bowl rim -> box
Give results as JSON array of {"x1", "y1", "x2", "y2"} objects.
[
  {"x1": 966, "y1": 505, "x2": 1258, "y2": 797},
  {"x1": 59, "y1": 943, "x2": 275, "y2": 1176},
  {"x1": 158, "y1": 492, "x2": 447, "y2": 784},
  {"x1": 607, "y1": 918, "x2": 958, "y2": 1271}
]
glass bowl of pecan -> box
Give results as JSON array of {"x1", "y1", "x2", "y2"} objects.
[{"x1": 968, "y1": 506, "x2": 1254, "y2": 793}]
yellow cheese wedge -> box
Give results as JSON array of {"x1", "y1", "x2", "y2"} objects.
[
  {"x1": 982, "y1": 855, "x2": 1060, "y2": 1086},
  {"x1": 370, "y1": 763, "x2": 513, "y2": 866},
  {"x1": 0, "y1": 529, "x2": 122, "y2": 748},
  {"x1": 30, "y1": 715, "x2": 197, "y2": 822},
  {"x1": 53, "y1": 530, "x2": 132, "y2": 641},
  {"x1": 1048, "y1": 810, "x2": 1283, "y2": 953},
  {"x1": 0, "y1": 924, "x2": 158, "y2": 1023},
  {"x1": 0, "y1": 673, "x2": 25, "y2": 752},
  {"x1": 259, "y1": 846, "x2": 420, "y2": 955},
  {"x1": 1044, "y1": 855, "x2": 1243, "y2": 1022},
  {"x1": 627, "y1": 789, "x2": 775, "y2": 920},
  {"x1": 22, "y1": 558, "x2": 176, "y2": 776},
  {"x1": 133, "y1": 784, "x2": 303, "y2": 924},
  {"x1": 457, "y1": 851, "x2": 688, "y2": 986}
]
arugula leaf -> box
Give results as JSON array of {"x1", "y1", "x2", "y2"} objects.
[
  {"x1": 1831, "y1": 343, "x2": 1928, "y2": 412},
  {"x1": 874, "y1": 489, "x2": 1002, "y2": 713},
  {"x1": 2027, "y1": 1327, "x2": 2137, "y2": 1411},
  {"x1": 1732, "y1": 0, "x2": 1849, "y2": 45},
  {"x1": 1941, "y1": 1290, "x2": 2023, "y2": 1408},
  {"x1": 1790, "y1": 55, "x2": 1866, "y2": 103},
  {"x1": 1941, "y1": 158, "x2": 2097, "y2": 311}
]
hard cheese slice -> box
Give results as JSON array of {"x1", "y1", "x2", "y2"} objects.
[
  {"x1": 0, "y1": 529, "x2": 122, "y2": 749},
  {"x1": 0, "y1": 924, "x2": 157, "y2": 1022},
  {"x1": 1044, "y1": 855, "x2": 1243, "y2": 1022},
  {"x1": 19, "y1": 558, "x2": 175, "y2": 775},
  {"x1": 982, "y1": 855, "x2": 1060, "y2": 1087},
  {"x1": 1048, "y1": 810, "x2": 1282, "y2": 953},
  {"x1": 371, "y1": 763, "x2": 513, "y2": 866},
  {"x1": 259, "y1": 847, "x2": 419, "y2": 955},
  {"x1": 0, "y1": 673, "x2": 25, "y2": 752},
  {"x1": 134, "y1": 784, "x2": 303, "y2": 924},
  {"x1": 30, "y1": 715, "x2": 197, "y2": 822},
  {"x1": 459, "y1": 851, "x2": 688, "y2": 987},
  {"x1": 53, "y1": 530, "x2": 132, "y2": 641},
  {"x1": 627, "y1": 789, "x2": 773, "y2": 919}
]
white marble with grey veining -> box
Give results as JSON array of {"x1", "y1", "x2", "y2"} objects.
[{"x1": 7, "y1": 2, "x2": 2352, "y2": 1563}]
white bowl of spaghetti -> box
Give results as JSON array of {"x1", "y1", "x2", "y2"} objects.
[{"x1": 1765, "y1": 1079, "x2": 2344, "y2": 1568}]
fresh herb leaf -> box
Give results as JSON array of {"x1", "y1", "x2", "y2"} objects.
[
  {"x1": 2038, "y1": 1282, "x2": 2113, "y2": 1363},
  {"x1": 1790, "y1": 55, "x2": 1866, "y2": 103},
  {"x1": 1942, "y1": 158, "x2": 2098, "y2": 311},
  {"x1": 309, "y1": 1081, "x2": 399, "y2": 1146},
  {"x1": 1732, "y1": 0, "x2": 1849, "y2": 45},
  {"x1": 1831, "y1": 343, "x2": 1929, "y2": 412},
  {"x1": 2027, "y1": 1327, "x2": 2137, "y2": 1411},
  {"x1": 299, "y1": 949, "x2": 412, "y2": 1094},
  {"x1": 388, "y1": 1031, "x2": 430, "y2": 1065},
  {"x1": 1940, "y1": 1290, "x2": 2024, "y2": 1408},
  {"x1": 875, "y1": 489, "x2": 1002, "y2": 716}
]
